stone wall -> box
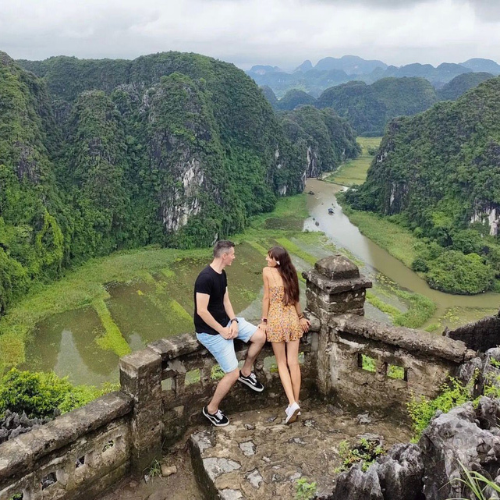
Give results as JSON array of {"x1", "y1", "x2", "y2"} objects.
[
  {"x1": 305, "y1": 255, "x2": 476, "y2": 418},
  {"x1": 445, "y1": 310, "x2": 500, "y2": 352},
  {"x1": 0, "y1": 392, "x2": 132, "y2": 500},
  {"x1": 0, "y1": 326, "x2": 320, "y2": 499}
]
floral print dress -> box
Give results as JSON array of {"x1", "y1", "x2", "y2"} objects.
[{"x1": 266, "y1": 269, "x2": 303, "y2": 343}]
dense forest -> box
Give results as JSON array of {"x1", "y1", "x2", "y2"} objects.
[
  {"x1": 436, "y1": 72, "x2": 494, "y2": 101},
  {"x1": 0, "y1": 51, "x2": 359, "y2": 315},
  {"x1": 345, "y1": 77, "x2": 500, "y2": 294},
  {"x1": 280, "y1": 106, "x2": 360, "y2": 177}
]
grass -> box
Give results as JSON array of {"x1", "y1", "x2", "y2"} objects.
[
  {"x1": 366, "y1": 283, "x2": 436, "y2": 329},
  {"x1": 275, "y1": 237, "x2": 318, "y2": 267},
  {"x1": 325, "y1": 137, "x2": 382, "y2": 187},
  {"x1": 0, "y1": 246, "x2": 208, "y2": 373},
  {"x1": 340, "y1": 206, "x2": 418, "y2": 269},
  {"x1": 366, "y1": 292, "x2": 402, "y2": 319},
  {"x1": 93, "y1": 299, "x2": 131, "y2": 357},
  {"x1": 0, "y1": 193, "x2": 325, "y2": 376}
]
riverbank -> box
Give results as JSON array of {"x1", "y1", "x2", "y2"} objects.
[
  {"x1": 325, "y1": 136, "x2": 381, "y2": 186},
  {"x1": 305, "y1": 178, "x2": 499, "y2": 334}
]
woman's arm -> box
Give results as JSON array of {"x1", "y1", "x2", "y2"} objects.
[
  {"x1": 260, "y1": 268, "x2": 270, "y2": 329},
  {"x1": 294, "y1": 300, "x2": 310, "y2": 332}
]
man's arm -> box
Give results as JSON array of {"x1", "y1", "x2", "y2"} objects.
[
  {"x1": 223, "y1": 288, "x2": 238, "y2": 339},
  {"x1": 196, "y1": 292, "x2": 231, "y2": 339}
]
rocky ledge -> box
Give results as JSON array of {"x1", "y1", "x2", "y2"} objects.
[
  {"x1": 188, "y1": 401, "x2": 411, "y2": 499},
  {"x1": 188, "y1": 397, "x2": 500, "y2": 499}
]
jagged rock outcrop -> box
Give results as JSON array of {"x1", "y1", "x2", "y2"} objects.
[
  {"x1": 325, "y1": 398, "x2": 500, "y2": 500},
  {"x1": 324, "y1": 444, "x2": 424, "y2": 500},
  {"x1": 0, "y1": 410, "x2": 51, "y2": 444}
]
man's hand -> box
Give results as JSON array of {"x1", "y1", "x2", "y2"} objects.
[
  {"x1": 229, "y1": 321, "x2": 239, "y2": 339},
  {"x1": 220, "y1": 327, "x2": 234, "y2": 339}
]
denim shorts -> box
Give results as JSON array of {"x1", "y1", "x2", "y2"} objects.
[{"x1": 196, "y1": 317, "x2": 258, "y2": 373}]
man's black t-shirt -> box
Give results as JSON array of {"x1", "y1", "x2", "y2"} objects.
[{"x1": 194, "y1": 265, "x2": 229, "y2": 335}]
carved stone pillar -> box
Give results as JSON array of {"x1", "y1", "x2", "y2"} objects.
[
  {"x1": 303, "y1": 255, "x2": 372, "y2": 396},
  {"x1": 120, "y1": 348, "x2": 163, "y2": 476}
]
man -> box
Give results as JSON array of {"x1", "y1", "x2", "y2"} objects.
[{"x1": 194, "y1": 240, "x2": 266, "y2": 426}]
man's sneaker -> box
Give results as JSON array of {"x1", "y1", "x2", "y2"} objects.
[
  {"x1": 285, "y1": 402, "x2": 300, "y2": 424},
  {"x1": 238, "y1": 371, "x2": 265, "y2": 392},
  {"x1": 202, "y1": 406, "x2": 229, "y2": 427}
]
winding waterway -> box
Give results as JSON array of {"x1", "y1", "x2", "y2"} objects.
[{"x1": 304, "y1": 178, "x2": 500, "y2": 324}]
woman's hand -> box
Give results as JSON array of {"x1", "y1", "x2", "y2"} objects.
[
  {"x1": 258, "y1": 322, "x2": 267, "y2": 333},
  {"x1": 299, "y1": 317, "x2": 310, "y2": 333}
]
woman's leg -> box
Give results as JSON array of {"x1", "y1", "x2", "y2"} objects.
[
  {"x1": 271, "y1": 341, "x2": 296, "y2": 406},
  {"x1": 286, "y1": 340, "x2": 301, "y2": 403}
]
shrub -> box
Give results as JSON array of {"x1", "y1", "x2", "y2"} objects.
[
  {"x1": 0, "y1": 368, "x2": 118, "y2": 419},
  {"x1": 295, "y1": 478, "x2": 317, "y2": 500},
  {"x1": 426, "y1": 251, "x2": 494, "y2": 294},
  {"x1": 335, "y1": 437, "x2": 385, "y2": 473},
  {"x1": 411, "y1": 257, "x2": 429, "y2": 273},
  {"x1": 451, "y1": 229, "x2": 484, "y2": 255},
  {"x1": 0, "y1": 369, "x2": 72, "y2": 419},
  {"x1": 407, "y1": 376, "x2": 473, "y2": 441}
]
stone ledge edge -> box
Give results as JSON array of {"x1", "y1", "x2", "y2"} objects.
[{"x1": 0, "y1": 391, "x2": 133, "y2": 480}]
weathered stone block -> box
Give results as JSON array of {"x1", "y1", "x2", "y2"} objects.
[
  {"x1": 0, "y1": 392, "x2": 132, "y2": 481},
  {"x1": 303, "y1": 269, "x2": 372, "y2": 295},
  {"x1": 120, "y1": 348, "x2": 162, "y2": 405},
  {"x1": 148, "y1": 333, "x2": 200, "y2": 361},
  {"x1": 315, "y1": 254, "x2": 360, "y2": 280},
  {"x1": 335, "y1": 316, "x2": 471, "y2": 364}
]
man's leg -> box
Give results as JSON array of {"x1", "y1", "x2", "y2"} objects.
[
  {"x1": 196, "y1": 332, "x2": 239, "y2": 418},
  {"x1": 207, "y1": 368, "x2": 239, "y2": 414},
  {"x1": 241, "y1": 327, "x2": 266, "y2": 377}
]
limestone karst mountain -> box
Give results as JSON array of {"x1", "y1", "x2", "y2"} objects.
[
  {"x1": 1, "y1": 51, "x2": 359, "y2": 315},
  {"x1": 345, "y1": 76, "x2": 500, "y2": 294}
]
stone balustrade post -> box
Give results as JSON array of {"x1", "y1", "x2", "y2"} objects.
[
  {"x1": 303, "y1": 254, "x2": 372, "y2": 395},
  {"x1": 119, "y1": 348, "x2": 163, "y2": 476}
]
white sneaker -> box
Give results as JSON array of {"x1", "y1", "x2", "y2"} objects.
[
  {"x1": 285, "y1": 402, "x2": 300, "y2": 424},
  {"x1": 286, "y1": 404, "x2": 301, "y2": 416}
]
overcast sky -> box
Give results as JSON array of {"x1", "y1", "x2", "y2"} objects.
[{"x1": 1, "y1": 0, "x2": 500, "y2": 70}]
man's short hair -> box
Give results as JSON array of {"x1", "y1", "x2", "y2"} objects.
[{"x1": 213, "y1": 240, "x2": 235, "y2": 258}]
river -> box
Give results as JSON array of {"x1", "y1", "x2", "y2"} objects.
[{"x1": 304, "y1": 178, "x2": 499, "y2": 325}]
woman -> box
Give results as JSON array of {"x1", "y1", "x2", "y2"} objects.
[{"x1": 260, "y1": 246, "x2": 310, "y2": 424}]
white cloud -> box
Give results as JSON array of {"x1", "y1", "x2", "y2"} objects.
[{"x1": 0, "y1": 0, "x2": 499, "y2": 68}]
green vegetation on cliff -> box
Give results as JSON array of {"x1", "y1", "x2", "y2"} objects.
[
  {"x1": 345, "y1": 77, "x2": 500, "y2": 294},
  {"x1": 437, "y1": 72, "x2": 494, "y2": 101},
  {"x1": 277, "y1": 89, "x2": 316, "y2": 110},
  {"x1": 316, "y1": 77, "x2": 437, "y2": 136},
  {"x1": 0, "y1": 51, "x2": 359, "y2": 315},
  {"x1": 280, "y1": 106, "x2": 360, "y2": 176}
]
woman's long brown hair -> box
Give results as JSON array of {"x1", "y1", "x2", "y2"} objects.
[{"x1": 268, "y1": 246, "x2": 299, "y2": 305}]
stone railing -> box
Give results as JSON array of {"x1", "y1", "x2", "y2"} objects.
[
  {"x1": 444, "y1": 310, "x2": 500, "y2": 352},
  {"x1": 0, "y1": 253, "x2": 484, "y2": 500},
  {"x1": 0, "y1": 392, "x2": 132, "y2": 500},
  {"x1": 0, "y1": 328, "x2": 320, "y2": 500},
  {"x1": 303, "y1": 254, "x2": 476, "y2": 418}
]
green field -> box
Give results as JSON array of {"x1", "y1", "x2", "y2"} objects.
[
  {"x1": 325, "y1": 137, "x2": 382, "y2": 186},
  {"x1": 0, "y1": 194, "x2": 336, "y2": 377}
]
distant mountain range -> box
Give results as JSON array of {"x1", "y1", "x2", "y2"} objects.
[
  {"x1": 247, "y1": 56, "x2": 500, "y2": 98},
  {"x1": 262, "y1": 72, "x2": 497, "y2": 137}
]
